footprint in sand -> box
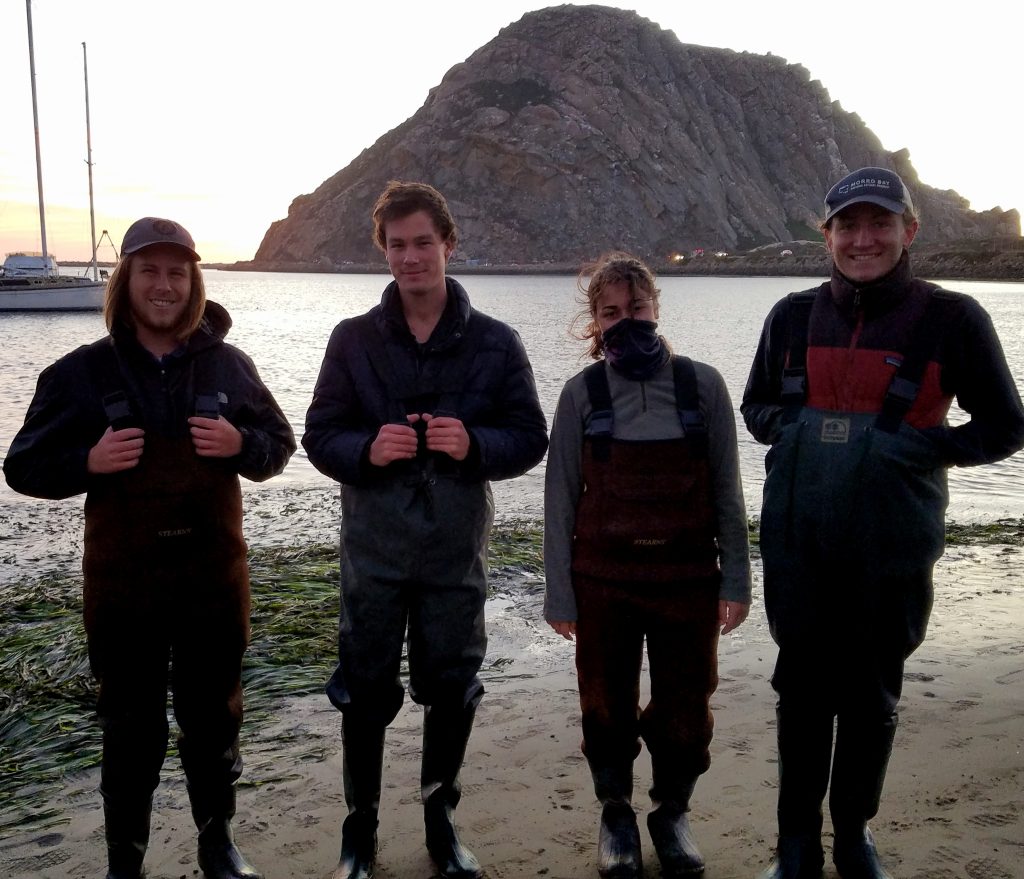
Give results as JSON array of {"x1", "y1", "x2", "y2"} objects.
[
  {"x1": 275, "y1": 838, "x2": 318, "y2": 857},
  {"x1": 3, "y1": 847, "x2": 71, "y2": 874},
  {"x1": 965, "y1": 857, "x2": 1015, "y2": 879},
  {"x1": 967, "y1": 810, "x2": 1018, "y2": 828},
  {"x1": 551, "y1": 826, "x2": 594, "y2": 853}
]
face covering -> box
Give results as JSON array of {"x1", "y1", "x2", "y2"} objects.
[{"x1": 601, "y1": 318, "x2": 666, "y2": 379}]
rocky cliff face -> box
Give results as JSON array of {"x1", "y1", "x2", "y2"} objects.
[{"x1": 253, "y1": 4, "x2": 1019, "y2": 268}]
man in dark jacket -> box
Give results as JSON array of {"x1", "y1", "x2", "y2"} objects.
[
  {"x1": 304, "y1": 181, "x2": 548, "y2": 879},
  {"x1": 742, "y1": 168, "x2": 1024, "y2": 879},
  {"x1": 4, "y1": 217, "x2": 295, "y2": 879}
]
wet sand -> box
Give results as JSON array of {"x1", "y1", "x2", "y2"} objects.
[{"x1": 3, "y1": 545, "x2": 1022, "y2": 879}]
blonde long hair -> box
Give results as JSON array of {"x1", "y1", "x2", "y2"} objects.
[{"x1": 104, "y1": 249, "x2": 206, "y2": 339}]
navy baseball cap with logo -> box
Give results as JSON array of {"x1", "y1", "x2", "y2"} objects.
[
  {"x1": 824, "y1": 167, "x2": 915, "y2": 223},
  {"x1": 121, "y1": 217, "x2": 201, "y2": 261}
]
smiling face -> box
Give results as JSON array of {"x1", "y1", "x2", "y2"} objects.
[
  {"x1": 824, "y1": 203, "x2": 918, "y2": 284},
  {"x1": 383, "y1": 210, "x2": 453, "y2": 302},
  {"x1": 127, "y1": 244, "x2": 195, "y2": 354}
]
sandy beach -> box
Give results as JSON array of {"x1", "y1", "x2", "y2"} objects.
[{"x1": 2, "y1": 544, "x2": 1022, "y2": 879}]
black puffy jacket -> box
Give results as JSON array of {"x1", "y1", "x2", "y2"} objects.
[{"x1": 303, "y1": 277, "x2": 548, "y2": 487}]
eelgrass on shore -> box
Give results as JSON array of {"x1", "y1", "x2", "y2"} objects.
[
  {"x1": 2, "y1": 517, "x2": 1021, "y2": 833},
  {"x1": 0, "y1": 522, "x2": 544, "y2": 833}
]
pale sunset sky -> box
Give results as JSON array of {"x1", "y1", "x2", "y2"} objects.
[{"x1": 1, "y1": 0, "x2": 1018, "y2": 264}]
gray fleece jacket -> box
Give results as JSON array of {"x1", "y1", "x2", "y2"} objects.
[{"x1": 543, "y1": 356, "x2": 752, "y2": 621}]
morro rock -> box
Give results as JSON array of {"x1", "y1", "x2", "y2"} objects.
[{"x1": 253, "y1": 4, "x2": 1019, "y2": 268}]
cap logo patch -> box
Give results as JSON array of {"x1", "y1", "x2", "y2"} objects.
[{"x1": 153, "y1": 219, "x2": 178, "y2": 235}]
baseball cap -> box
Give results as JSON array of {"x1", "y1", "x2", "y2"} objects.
[
  {"x1": 824, "y1": 167, "x2": 914, "y2": 223},
  {"x1": 121, "y1": 217, "x2": 200, "y2": 261}
]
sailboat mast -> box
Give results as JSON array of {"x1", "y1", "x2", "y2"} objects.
[
  {"x1": 25, "y1": 0, "x2": 51, "y2": 277},
  {"x1": 83, "y1": 42, "x2": 98, "y2": 282}
]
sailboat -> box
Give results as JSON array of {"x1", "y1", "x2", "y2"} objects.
[{"x1": 0, "y1": 1, "x2": 105, "y2": 312}]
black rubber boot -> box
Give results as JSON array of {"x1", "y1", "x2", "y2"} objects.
[
  {"x1": 761, "y1": 699, "x2": 832, "y2": 879},
  {"x1": 756, "y1": 835, "x2": 825, "y2": 879},
  {"x1": 332, "y1": 715, "x2": 385, "y2": 879},
  {"x1": 832, "y1": 826, "x2": 892, "y2": 879},
  {"x1": 102, "y1": 789, "x2": 151, "y2": 879},
  {"x1": 592, "y1": 765, "x2": 642, "y2": 879},
  {"x1": 190, "y1": 786, "x2": 262, "y2": 879},
  {"x1": 421, "y1": 702, "x2": 483, "y2": 879},
  {"x1": 829, "y1": 713, "x2": 897, "y2": 879},
  {"x1": 647, "y1": 769, "x2": 703, "y2": 877}
]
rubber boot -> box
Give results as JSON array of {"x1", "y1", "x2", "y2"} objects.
[
  {"x1": 592, "y1": 764, "x2": 642, "y2": 879},
  {"x1": 421, "y1": 702, "x2": 483, "y2": 879},
  {"x1": 832, "y1": 826, "x2": 892, "y2": 879},
  {"x1": 829, "y1": 712, "x2": 897, "y2": 879},
  {"x1": 102, "y1": 789, "x2": 151, "y2": 879},
  {"x1": 759, "y1": 699, "x2": 831, "y2": 879},
  {"x1": 189, "y1": 785, "x2": 263, "y2": 879},
  {"x1": 647, "y1": 772, "x2": 703, "y2": 877},
  {"x1": 757, "y1": 835, "x2": 825, "y2": 879},
  {"x1": 332, "y1": 715, "x2": 386, "y2": 879}
]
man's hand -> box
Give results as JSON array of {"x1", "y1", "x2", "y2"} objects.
[
  {"x1": 422, "y1": 413, "x2": 470, "y2": 461},
  {"x1": 87, "y1": 426, "x2": 145, "y2": 474},
  {"x1": 719, "y1": 599, "x2": 750, "y2": 635},
  {"x1": 548, "y1": 620, "x2": 576, "y2": 641},
  {"x1": 369, "y1": 421, "x2": 419, "y2": 466},
  {"x1": 189, "y1": 415, "x2": 243, "y2": 458}
]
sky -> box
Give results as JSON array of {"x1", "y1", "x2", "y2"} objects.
[{"x1": 1, "y1": 0, "x2": 1019, "y2": 264}]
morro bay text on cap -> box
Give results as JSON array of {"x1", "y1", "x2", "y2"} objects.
[{"x1": 824, "y1": 167, "x2": 914, "y2": 223}]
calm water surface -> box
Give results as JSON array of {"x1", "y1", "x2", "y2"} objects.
[{"x1": 2, "y1": 271, "x2": 1024, "y2": 579}]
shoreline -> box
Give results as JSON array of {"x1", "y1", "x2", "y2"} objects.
[
  {"x1": 1, "y1": 539, "x2": 1022, "y2": 878},
  {"x1": 205, "y1": 240, "x2": 1024, "y2": 284}
]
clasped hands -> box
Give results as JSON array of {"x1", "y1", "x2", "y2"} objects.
[{"x1": 369, "y1": 413, "x2": 470, "y2": 467}]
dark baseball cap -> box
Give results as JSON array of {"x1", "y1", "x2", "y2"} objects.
[
  {"x1": 824, "y1": 167, "x2": 915, "y2": 223},
  {"x1": 121, "y1": 217, "x2": 200, "y2": 261}
]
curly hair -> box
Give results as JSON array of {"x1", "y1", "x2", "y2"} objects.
[{"x1": 572, "y1": 252, "x2": 661, "y2": 360}]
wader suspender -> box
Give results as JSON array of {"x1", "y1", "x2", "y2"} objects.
[
  {"x1": 93, "y1": 338, "x2": 224, "y2": 429},
  {"x1": 93, "y1": 340, "x2": 138, "y2": 429},
  {"x1": 583, "y1": 356, "x2": 707, "y2": 461},
  {"x1": 782, "y1": 287, "x2": 956, "y2": 433},
  {"x1": 779, "y1": 291, "x2": 816, "y2": 409}
]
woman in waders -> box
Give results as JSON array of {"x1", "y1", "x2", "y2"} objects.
[{"x1": 544, "y1": 253, "x2": 751, "y2": 879}]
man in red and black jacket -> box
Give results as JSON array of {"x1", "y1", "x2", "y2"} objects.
[{"x1": 742, "y1": 168, "x2": 1024, "y2": 879}]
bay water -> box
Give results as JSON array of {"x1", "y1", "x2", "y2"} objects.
[{"x1": 2, "y1": 270, "x2": 1023, "y2": 583}]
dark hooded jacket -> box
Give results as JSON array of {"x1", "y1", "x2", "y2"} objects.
[{"x1": 4, "y1": 300, "x2": 295, "y2": 500}]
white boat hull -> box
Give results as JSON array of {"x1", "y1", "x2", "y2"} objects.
[{"x1": 0, "y1": 277, "x2": 105, "y2": 312}]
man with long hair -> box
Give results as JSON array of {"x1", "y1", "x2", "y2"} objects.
[{"x1": 5, "y1": 217, "x2": 295, "y2": 879}]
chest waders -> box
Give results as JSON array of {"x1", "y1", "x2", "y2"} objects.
[
  {"x1": 82, "y1": 345, "x2": 258, "y2": 879},
  {"x1": 757, "y1": 288, "x2": 958, "y2": 879},
  {"x1": 760, "y1": 288, "x2": 955, "y2": 649},
  {"x1": 573, "y1": 356, "x2": 720, "y2": 584},
  {"x1": 327, "y1": 318, "x2": 488, "y2": 879},
  {"x1": 573, "y1": 356, "x2": 720, "y2": 879}
]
